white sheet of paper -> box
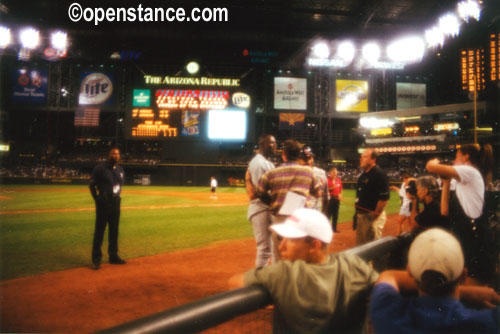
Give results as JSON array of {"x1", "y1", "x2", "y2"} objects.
[{"x1": 279, "y1": 191, "x2": 306, "y2": 216}]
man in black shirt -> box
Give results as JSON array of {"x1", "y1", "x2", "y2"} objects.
[
  {"x1": 89, "y1": 148, "x2": 126, "y2": 270},
  {"x1": 355, "y1": 149, "x2": 390, "y2": 245}
]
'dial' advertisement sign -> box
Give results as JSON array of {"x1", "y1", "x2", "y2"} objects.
[
  {"x1": 79, "y1": 72, "x2": 114, "y2": 105},
  {"x1": 396, "y1": 83, "x2": 426, "y2": 110},
  {"x1": 12, "y1": 68, "x2": 48, "y2": 104},
  {"x1": 274, "y1": 77, "x2": 307, "y2": 110},
  {"x1": 336, "y1": 80, "x2": 368, "y2": 112}
]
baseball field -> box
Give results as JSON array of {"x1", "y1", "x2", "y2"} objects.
[{"x1": 0, "y1": 185, "x2": 401, "y2": 333}]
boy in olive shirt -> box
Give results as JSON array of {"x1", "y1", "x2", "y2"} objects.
[{"x1": 229, "y1": 208, "x2": 378, "y2": 334}]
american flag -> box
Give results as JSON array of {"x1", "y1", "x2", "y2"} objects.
[{"x1": 74, "y1": 108, "x2": 100, "y2": 127}]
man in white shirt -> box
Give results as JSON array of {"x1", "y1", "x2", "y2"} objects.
[{"x1": 210, "y1": 176, "x2": 218, "y2": 199}]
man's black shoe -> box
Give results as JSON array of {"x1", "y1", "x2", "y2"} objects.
[
  {"x1": 109, "y1": 257, "x2": 126, "y2": 265},
  {"x1": 91, "y1": 262, "x2": 100, "y2": 270}
]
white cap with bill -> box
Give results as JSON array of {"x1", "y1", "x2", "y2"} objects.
[
  {"x1": 270, "y1": 208, "x2": 333, "y2": 244},
  {"x1": 408, "y1": 228, "x2": 464, "y2": 283}
]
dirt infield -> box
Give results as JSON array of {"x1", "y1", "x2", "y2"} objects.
[{"x1": 0, "y1": 215, "x2": 400, "y2": 334}]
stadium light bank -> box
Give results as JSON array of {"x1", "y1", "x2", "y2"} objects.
[
  {"x1": 0, "y1": 25, "x2": 68, "y2": 61},
  {"x1": 306, "y1": 0, "x2": 482, "y2": 71}
]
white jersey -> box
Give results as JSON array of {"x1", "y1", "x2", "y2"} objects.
[
  {"x1": 311, "y1": 166, "x2": 329, "y2": 210},
  {"x1": 398, "y1": 182, "x2": 411, "y2": 216},
  {"x1": 247, "y1": 153, "x2": 275, "y2": 220},
  {"x1": 454, "y1": 165, "x2": 484, "y2": 219}
]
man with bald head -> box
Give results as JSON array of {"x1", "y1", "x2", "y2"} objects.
[
  {"x1": 246, "y1": 134, "x2": 277, "y2": 266},
  {"x1": 89, "y1": 147, "x2": 126, "y2": 269},
  {"x1": 355, "y1": 149, "x2": 389, "y2": 245}
]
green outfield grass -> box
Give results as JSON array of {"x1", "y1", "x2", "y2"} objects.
[{"x1": 0, "y1": 185, "x2": 400, "y2": 280}]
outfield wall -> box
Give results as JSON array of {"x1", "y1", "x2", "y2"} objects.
[
  {"x1": 0, "y1": 164, "x2": 248, "y2": 187},
  {"x1": 0, "y1": 174, "x2": 400, "y2": 190}
]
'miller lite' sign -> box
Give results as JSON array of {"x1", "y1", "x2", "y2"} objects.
[{"x1": 79, "y1": 72, "x2": 114, "y2": 105}]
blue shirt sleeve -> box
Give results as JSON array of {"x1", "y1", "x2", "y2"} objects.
[{"x1": 370, "y1": 283, "x2": 405, "y2": 334}]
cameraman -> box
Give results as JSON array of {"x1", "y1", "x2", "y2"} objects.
[{"x1": 409, "y1": 176, "x2": 449, "y2": 234}]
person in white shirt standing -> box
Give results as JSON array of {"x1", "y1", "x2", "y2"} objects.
[
  {"x1": 210, "y1": 176, "x2": 218, "y2": 199},
  {"x1": 389, "y1": 170, "x2": 414, "y2": 234},
  {"x1": 426, "y1": 143, "x2": 494, "y2": 284}
]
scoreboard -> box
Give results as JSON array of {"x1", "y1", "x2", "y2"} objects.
[
  {"x1": 156, "y1": 89, "x2": 229, "y2": 109},
  {"x1": 126, "y1": 88, "x2": 250, "y2": 140},
  {"x1": 130, "y1": 109, "x2": 179, "y2": 138},
  {"x1": 460, "y1": 48, "x2": 485, "y2": 92}
]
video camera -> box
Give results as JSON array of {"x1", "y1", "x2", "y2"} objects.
[{"x1": 405, "y1": 180, "x2": 417, "y2": 196}]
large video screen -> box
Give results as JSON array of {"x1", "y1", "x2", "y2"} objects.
[
  {"x1": 126, "y1": 89, "x2": 250, "y2": 140},
  {"x1": 207, "y1": 110, "x2": 247, "y2": 140}
]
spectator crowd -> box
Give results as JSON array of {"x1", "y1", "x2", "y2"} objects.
[{"x1": 232, "y1": 136, "x2": 499, "y2": 334}]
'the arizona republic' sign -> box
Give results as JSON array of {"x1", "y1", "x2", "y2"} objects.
[{"x1": 79, "y1": 72, "x2": 114, "y2": 105}]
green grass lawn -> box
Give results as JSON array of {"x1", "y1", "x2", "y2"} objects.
[{"x1": 0, "y1": 185, "x2": 400, "y2": 280}]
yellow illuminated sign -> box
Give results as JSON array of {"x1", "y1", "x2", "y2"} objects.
[
  {"x1": 132, "y1": 108, "x2": 154, "y2": 118},
  {"x1": 490, "y1": 33, "x2": 500, "y2": 81},
  {"x1": 374, "y1": 145, "x2": 436, "y2": 153},
  {"x1": 405, "y1": 126, "x2": 420, "y2": 133},
  {"x1": 336, "y1": 80, "x2": 368, "y2": 112},
  {"x1": 159, "y1": 110, "x2": 170, "y2": 119},
  {"x1": 434, "y1": 123, "x2": 459, "y2": 131},
  {"x1": 370, "y1": 128, "x2": 392, "y2": 136},
  {"x1": 395, "y1": 116, "x2": 421, "y2": 121},
  {"x1": 131, "y1": 120, "x2": 178, "y2": 137},
  {"x1": 460, "y1": 48, "x2": 485, "y2": 92}
]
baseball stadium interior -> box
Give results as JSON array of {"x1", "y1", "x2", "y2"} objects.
[
  {"x1": 0, "y1": 0, "x2": 499, "y2": 187},
  {"x1": 1, "y1": 0, "x2": 500, "y2": 333}
]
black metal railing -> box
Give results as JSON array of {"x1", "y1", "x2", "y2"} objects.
[{"x1": 99, "y1": 235, "x2": 402, "y2": 334}]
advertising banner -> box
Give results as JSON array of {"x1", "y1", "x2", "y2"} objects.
[
  {"x1": 182, "y1": 110, "x2": 200, "y2": 136},
  {"x1": 79, "y1": 72, "x2": 114, "y2": 105},
  {"x1": 336, "y1": 79, "x2": 368, "y2": 112},
  {"x1": 133, "y1": 89, "x2": 151, "y2": 107},
  {"x1": 274, "y1": 77, "x2": 307, "y2": 110},
  {"x1": 396, "y1": 83, "x2": 426, "y2": 109},
  {"x1": 12, "y1": 68, "x2": 48, "y2": 104},
  {"x1": 279, "y1": 113, "x2": 305, "y2": 130}
]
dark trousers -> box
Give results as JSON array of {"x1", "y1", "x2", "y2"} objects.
[
  {"x1": 328, "y1": 197, "x2": 340, "y2": 231},
  {"x1": 92, "y1": 197, "x2": 121, "y2": 263}
]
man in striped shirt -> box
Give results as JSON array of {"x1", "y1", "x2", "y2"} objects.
[{"x1": 256, "y1": 139, "x2": 321, "y2": 260}]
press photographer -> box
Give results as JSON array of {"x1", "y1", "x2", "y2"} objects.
[{"x1": 409, "y1": 176, "x2": 449, "y2": 234}]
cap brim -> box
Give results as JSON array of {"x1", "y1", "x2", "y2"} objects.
[{"x1": 270, "y1": 222, "x2": 307, "y2": 239}]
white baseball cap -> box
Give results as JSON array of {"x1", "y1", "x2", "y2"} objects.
[
  {"x1": 270, "y1": 208, "x2": 333, "y2": 244},
  {"x1": 408, "y1": 228, "x2": 464, "y2": 283}
]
